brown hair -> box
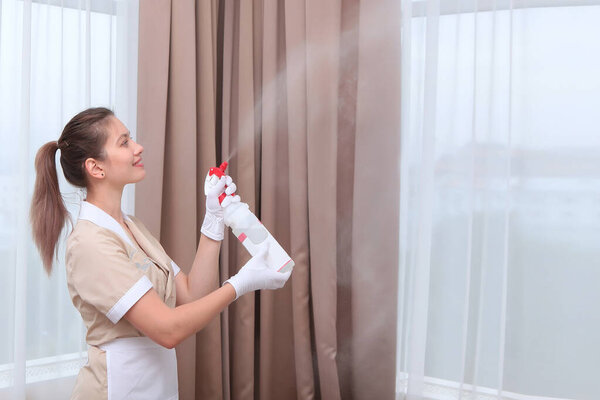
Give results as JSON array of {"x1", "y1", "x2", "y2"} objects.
[{"x1": 30, "y1": 107, "x2": 114, "y2": 274}]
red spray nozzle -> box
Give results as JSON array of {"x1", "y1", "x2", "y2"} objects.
[
  {"x1": 209, "y1": 161, "x2": 228, "y2": 178},
  {"x1": 208, "y1": 162, "x2": 232, "y2": 204}
]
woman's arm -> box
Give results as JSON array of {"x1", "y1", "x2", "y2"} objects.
[
  {"x1": 174, "y1": 233, "x2": 222, "y2": 305},
  {"x1": 125, "y1": 246, "x2": 289, "y2": 348},
  {"x1": 174, "y1": 173, "x2": 240, "y2": 305},
  {"x1": 125, "y1": 283, "x2": 236, "y2": 349}
]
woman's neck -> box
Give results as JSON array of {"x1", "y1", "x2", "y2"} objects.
[{"x1": 86, "y1": 185, "x2": 125, "y2": 224}]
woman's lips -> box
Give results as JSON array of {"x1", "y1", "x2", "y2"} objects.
[{"x1": 133, "y1": 159, "x2": 144, "y2": 167}]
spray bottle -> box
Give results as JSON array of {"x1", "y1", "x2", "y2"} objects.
[{"x1": 208, "y1": 162, "x2": 295, "y2": 273}]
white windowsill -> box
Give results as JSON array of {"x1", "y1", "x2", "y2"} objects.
[
  {"x1": 397, "y1": 372, "x2": 574, "y2": 400},
  {"x1": 410, "y1": 0, "x2": 600, "y2": 17},
  {"x1": 0, "y1": 352, "x2": 87, "y2": 389},
  {"x1": 18, "y1": 0, "x2": 116, "y2": 15}
]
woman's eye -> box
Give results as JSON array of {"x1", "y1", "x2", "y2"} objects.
[{"x1": 122, "y1": 139, "x2": 129, "y2": 146}]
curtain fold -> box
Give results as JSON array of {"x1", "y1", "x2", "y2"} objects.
[
  {"x1": 282, "y1": 1, "x2": 318, "y2": 398},
  {"x1": 256, "y1": 2, "x2": 298, "y2": 399},
  {"x1": 194, "y1": 3, "x2": 225, "y2": 399},
  {"x1": 303, "y1": 1, "x2": 344, "y2": 399},
  {"x1": 136, "y1": 0, "x2": 171, "y2": 236},
  {"x1": 136, "y1": 1, "x2": 400, "y2": 399},
  {"x1": 351, "y1": 2, "x2": 401, "y2": 399},
  {"x1": 224, "y1": 2, "x2": 260, "y2": 399}
]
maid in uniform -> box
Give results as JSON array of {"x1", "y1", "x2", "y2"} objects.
[{"x1": 30, "y1": 108, "x2": 291, "y2": 399}]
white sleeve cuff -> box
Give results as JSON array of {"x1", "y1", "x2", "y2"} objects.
[
  {"x1": 106, "y1": 275, "x2": 153, "y2": 324},
  {"x1": 171, "y1": 260, "x2": 181, "y2": 276}
]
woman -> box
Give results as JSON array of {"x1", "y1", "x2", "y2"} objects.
[{"x1": 30, "y1": 107, "x2": 291, "y2": 399}]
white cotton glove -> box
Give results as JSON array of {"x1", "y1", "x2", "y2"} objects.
[
  {"x1": 224, "y1": 244, "x2": 292, "y2": 300},
  {"x1": 201, "y1": 173, "x2": 240, "y2": 241},
  {"x1": 220, "y1": 175, "x2": 241, "y2": 208}
]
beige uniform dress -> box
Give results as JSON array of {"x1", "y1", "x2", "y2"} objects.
[{"x1": 66, "y1": 201, "x2": 181, "y2": 400}]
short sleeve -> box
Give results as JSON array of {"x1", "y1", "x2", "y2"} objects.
[
  {"x1": 66, "y1": 229, "x2": 153, "y2": 324},
  {"x1": 170, "y1": 260, "x2": 181, "y2": 276}
]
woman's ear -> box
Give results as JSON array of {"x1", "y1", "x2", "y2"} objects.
[{"x1": 84, "y1": 158, "x2": 105, "y2": 179}]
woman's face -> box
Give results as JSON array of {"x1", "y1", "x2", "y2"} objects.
[{"x1": 101, "y1": 116, "x2": 145, "y2": 186}]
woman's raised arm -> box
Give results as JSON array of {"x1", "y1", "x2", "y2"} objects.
[{"x1": 173, "y1": 234, "x2": 221, "y2": 305}]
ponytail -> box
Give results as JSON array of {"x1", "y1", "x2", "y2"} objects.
[
  {"x1": 30, "y1": 141, "x2": 69, "y2": 275},
  {"x1": 30, "y1": 107, "x2": 114, "y2": 275}
]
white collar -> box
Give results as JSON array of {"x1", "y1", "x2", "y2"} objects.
[{"x1": 78, "y1": 201, "x2": 134, "y2": 248}]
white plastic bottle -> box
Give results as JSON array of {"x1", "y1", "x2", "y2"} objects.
[{"x1": 209, "y1": 162, "x2": 294, "y2": 273}]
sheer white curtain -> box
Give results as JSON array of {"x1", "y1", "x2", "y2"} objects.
[
  {"x1": 0, "y1": 0, "x2": 138, "y2": 398},
  {"x1": 397, "y1": 1, "x2": 600, "y2": 399}
]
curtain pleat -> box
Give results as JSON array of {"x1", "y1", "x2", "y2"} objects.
[
  {"x1": 335, "y1": 1, "x2": 359, "y2": 398},
  {"x1": 14, "y1": 0, "x2": 33, "y2": 396},
  {"x1": 304, "y1": 0, "x2": 344, "y2": 398},
  {"x1": 406, "y1": 1, "x2": 440, "y2": 398},
  {"x1": 257, "y1": 2, "x2": 298, "y2": 399},
  {"x1": 164, "y1": 0, "x2": 200, "y2": 397},
  {"x1": 136, "y1": 0, "x2": 171, "y2": 236},
  {"x1": 193, "y1": 2, "x2": 225, "y2": 398},
  {"x1": 219, "y1": 3, "x2": 235, "y2": 400},
  {"x1": 224, "y1": 2, "x2": 259, "y2": 400},
  {"x1": 282, "y1": 1, "x2": 317, "y2": 398},
  {"x1": 351, "y1": 1, "x2": 401, "y2": 398}
]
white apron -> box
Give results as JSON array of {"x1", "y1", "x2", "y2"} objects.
[{"x1": 99, "y1": 337, "x2": 178, "y2": 400}]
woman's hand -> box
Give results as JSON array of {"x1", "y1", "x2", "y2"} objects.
[
  {"x1": 220, "y1": 175, "x2": 241, "y2": 208},
  {"x1": 201, "y1": 173, "x2": 240, "y2": 241},
  {"x1": 224, "y1": 244, "x2": 292, "y2": 300}
]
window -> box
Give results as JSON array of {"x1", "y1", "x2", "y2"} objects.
[
  {"x1": 398, "y1": 1, "x2": 600, "y2": 399},
  {"x1": 0, "y1": 0, "x2": 138, "y2": 395}
]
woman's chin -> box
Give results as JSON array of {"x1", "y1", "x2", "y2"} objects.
[{"x1": 132, "y1": 169, "x2": 146, "y2": 183}]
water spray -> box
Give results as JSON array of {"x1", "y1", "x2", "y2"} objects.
[{"x1": 208, "y1": 162, "x2": 295, "y2": 273}]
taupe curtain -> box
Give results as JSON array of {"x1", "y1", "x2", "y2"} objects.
[{"x1": 136, "y1": 1, "x2": 400, "y2": 399}]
